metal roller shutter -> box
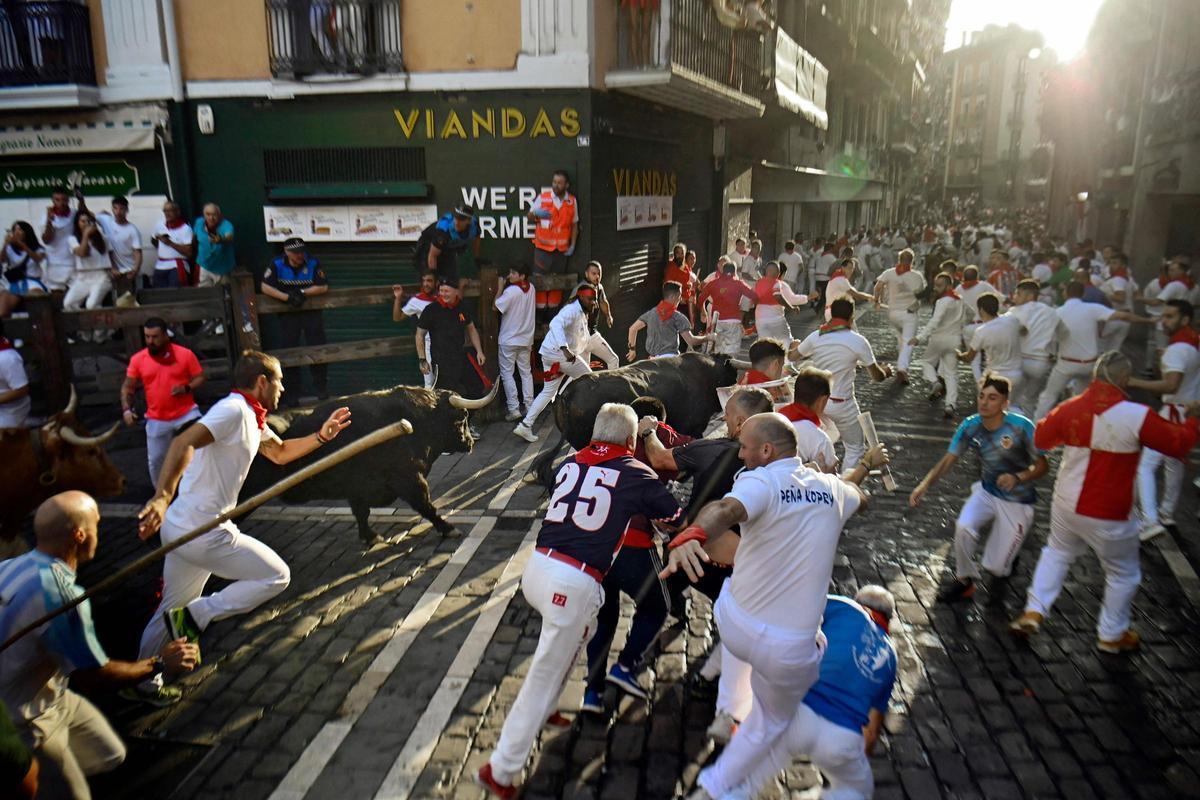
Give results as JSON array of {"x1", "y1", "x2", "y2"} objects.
[{"x1": 672, "y1": 211, "x2": 710, "y2": 276}]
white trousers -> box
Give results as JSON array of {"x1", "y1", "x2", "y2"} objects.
[
  {"x1": 137, "y1": 519, "x2": 290, "y2": 687},
  {"x1": 497, "y1": 344, "x2": 534, "y2": 414},
  {"x1": 490, "y1": 553, "x2": 603, "y2": 785},
  {"x1": 63, "y1": 270, "x2": 111, "y2": 311},
  {"x1": 728, "y1": 703, "x2": 873, "y2": 800},
  {"x1": 698, "y1": 590, "x2": 822, "y2": 798},
  {"x1": 887, "y1": 309, "x2": 917, "y2": 372},
  {"x1": 955, "y1": 483, "x2": 1035, "y2": 580},
  {"x1": 144, "y1": 408, "x2": 200, "y2": 487},
  {"x1": 755, "y1": 308, "x2": 792, "y2": 347},
  {"x1": 715, "y1": 643, "x2": 753, "y2": 721},
  {"x1": 583, "y1": 330, "x2": 620, "y2": 370},
  {"x1": 421, "y1": 333, "x2": 434, "y2": 388},
  {"x1": 1035, "y1": 360, "x2": 1095, "y2": 420},
  {"x1": 44, "y1": 259, "x2": 72, "y2": 291},
  {"x1": 22, "y1": 690, "x2": 126, "y2": 800},
  {"x1": 714, "y1": 319, "x2": 743, "y2": 355},
  {"x1": 1138, "y1": 446, "x2": 1185, "y2": 526},
  {"x1": 1018, "y1": 357, "x2": 1053, "y2": 419},
  {"x1": 1024, "y1": 505, "x2": 1140, "y2": 641},
  {"x1": 920, "y1": 334, "x2": 960, "y2": 409},
  {"x1": 520, "y1": 355, "x2": 592, "y2": 429},
  {"x1": 823, "y1": 397, "x2": 866, "y2": 471},
  {"x1": 1099, "y1": 319, "x2": 1130, "y2": 356}
]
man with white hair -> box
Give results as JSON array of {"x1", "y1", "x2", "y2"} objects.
[
  {"x1": 662, "y1": 412, "x2": 870, "y2": 800},
  {"x1": 478, "y1": 404, "x2": 684, "y2": 798},
  {"x1": 1011, "y1": 352, "x2": 1200, "y2": 653},
  {"x1": 724, "y1": 586, "x2": 899, "y2": 800},
  {"x1": 193, "y1": 203, "x2": 235, "y2": 287}
]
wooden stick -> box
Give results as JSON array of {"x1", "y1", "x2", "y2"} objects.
[{"x1": 0, "y1": 419, "x2": 415, "y2": 653}]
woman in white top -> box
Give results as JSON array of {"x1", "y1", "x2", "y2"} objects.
[
  {"x1": 63, "y1": 211, "x2": 113, "y2": 338},
  {"x1": 0, "y1": 221, "x2": 48, "y2": 316}
]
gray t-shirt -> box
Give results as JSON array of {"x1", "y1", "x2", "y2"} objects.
[{"x1": 639, "y1": 309, "x2": 691, "y2": 357}]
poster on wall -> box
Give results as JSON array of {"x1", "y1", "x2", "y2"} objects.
[
  {"x1": 263, "y1": 204, "x2": 437, "y2": 242},
  {"x1": 615, "y1": 195, "x2": 673, "y2": 231}
]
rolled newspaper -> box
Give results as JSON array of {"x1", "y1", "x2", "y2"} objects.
[{"x1": 857, "y1": 410, "x2": 897, "y2": 491}]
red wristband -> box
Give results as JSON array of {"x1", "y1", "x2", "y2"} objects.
[{"x1": 669, "y1": 524, "x2": 708, "y2": 550}]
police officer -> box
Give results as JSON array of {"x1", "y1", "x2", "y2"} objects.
[
  {"x1": 261, "y1": 238, "x2": 329, "y2": 404},
  {"x1": 428, "y1": 204, "x2": 480, "y2": 290}
]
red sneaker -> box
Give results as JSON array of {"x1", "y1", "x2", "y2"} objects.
[
  {"x1": 476, "y1": 763, "x2": 517, "y2": 799},
  {"x1": 545, "y1": 710, "x2": 572, "y2": 728}
]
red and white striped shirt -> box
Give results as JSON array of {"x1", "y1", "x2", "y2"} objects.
[{"x1": 1035, "y1": 381, "x2": 1198, "y2": 520}]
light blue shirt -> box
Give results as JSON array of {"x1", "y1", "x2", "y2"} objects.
[{"x1": 194, "y1": 217, "x2": 236, "y2": 276}]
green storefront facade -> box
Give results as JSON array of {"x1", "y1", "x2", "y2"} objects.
[{"x1": 182, "y1": 89, "x2": 719, "y2": 394}]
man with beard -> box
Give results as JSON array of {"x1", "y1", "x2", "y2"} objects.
[{"x1": 121, "y1": 317, "x2": 207, "y2": 485}]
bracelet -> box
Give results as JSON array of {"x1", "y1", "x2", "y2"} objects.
[
  {"x1": 669, "y1": 524, "x2": 708, "y2": 549},
  {"x1": 316, "y1": 430, "x2": 330, "y2": 445}
]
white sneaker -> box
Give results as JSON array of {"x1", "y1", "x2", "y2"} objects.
[
  {"x1": 504, "y1": 410, "x2": 522, "y2": 422},
  {"x1": 706, "y1": 710, "x2": 737, "y2": 745},
  {"x1": 512, "y1": 423, "x2": 538, "y2": 443},
  {"x1": 1140, "y1": 523, "x2": 1166, "y2": 542}
]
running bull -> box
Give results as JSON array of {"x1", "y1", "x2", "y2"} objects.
[
  {"x1": 240, "y1": 382, "x2": 498, "y2": 545},
  {"x1": 1, "y1": 387, "x2": 124, "y2": 547}
]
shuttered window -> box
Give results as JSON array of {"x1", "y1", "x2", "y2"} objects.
[{"x1": 263, "y1": 147, "x2": 426, "y2": 185}]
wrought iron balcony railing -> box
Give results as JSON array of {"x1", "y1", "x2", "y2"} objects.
[
  {"x1": 266, "y1": 0, "x2": 403, "y2": 79},
  {"x1": 0, "y1": 0, "x2": 95, "y2": 88}
]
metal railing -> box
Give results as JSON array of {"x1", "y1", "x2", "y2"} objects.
[
  {"x1": 615, "y1": 0, "x2": 771, "y2": 97},
  {"x1": 0, "y1": 1, "x2": 95, "y2": 87},
  {"x1": 266, "y1": 0, "x2": 403, "y2": 79}
]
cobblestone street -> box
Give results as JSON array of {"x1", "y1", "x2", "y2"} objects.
[{"x1": 80, "y1": 305, "x2": 1200, "y2": 800}]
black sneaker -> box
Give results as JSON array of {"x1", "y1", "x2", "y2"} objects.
[{"x1": 936, "y1": 578, "x2": 976, "y2": 603}]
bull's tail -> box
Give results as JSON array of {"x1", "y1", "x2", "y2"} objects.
[{"x1": 530, "y1": 432, "x2": 569, "y2": 491}]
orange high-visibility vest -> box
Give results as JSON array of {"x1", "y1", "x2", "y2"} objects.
[{"x1": 532, "y1": 189, "x2": 577, "y2": 253}]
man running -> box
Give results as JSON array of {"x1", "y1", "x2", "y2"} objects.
[
  {"x1": 699, "y1": 260, "x2": 758, "y2": 356},
  {"x1": 911, "y1": 270, "x2": 964, "y2": 418},
  {"x1": 627, "y1": 282, "x2": 708, "y2": 359},
  {"x1": 958, "y1": 294, "x2": 1024, "y2": 410},
  {"x1": 910, "y1": 375, "x2": 1049, "y2": 604},
  {"x1": 776, "y1": 366, "x2": 838, "y2": 473},
  {"x1": 513, "y1": 285, "x2": 595, "y2": 442},
  {"x1": 131, "y1": 351, "x2": 351, "y2": 704},
  {"x1": 1007, "y1": 279, "x2": 1059, "y2": 416},
  {"x1": 873, "y1": 248, "x2": 926, "y2": 384},
  {"x1": 569, "y1": 260, "x2": 619, "y2": 370},
  {"x1": 1011, "y1": 352, "x2": 1200, "y2": 653}
]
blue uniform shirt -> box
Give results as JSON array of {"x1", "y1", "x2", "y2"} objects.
[
  {"x1": 537, "y1": 448, "x2": 683, "y2": 573},
  {"x1": 803, "y1": 595, "x2": 897, "y2": 733},
  {"x1": 948, "y1": 412, "x2": 1041, "y2": 504},
  {"x1": 263, "y1": 255, "x2": 327, "y2": 290}
]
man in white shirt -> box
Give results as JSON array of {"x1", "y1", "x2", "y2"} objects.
[
  {"x1": 150, "y1": 201, "x2": 196, "y2": 288},
  {"x1": 662, "y1": 413, "x2": 871, "y2": 800},
  {"x1": 728, "y1": 238, "x2": 752, "y2": 280},
  {"x1": 959, "y1": 265, "x2": 1005, "y2": 381},
  {"x1": 813, "y1": 244, "x2": 838, "y2": 309},
  {"x1": 776, "y1": 366, "x2": 838, "y2": 473},
  {"x1": 1099, "y1": 254, "x2": 1137, "y2": 354},
  {"x1": 1130, "y1": 299, "x2": 1200, "y2": 540},
  {"x1": 777, "y1": 240, "x2": 805, "y2": 296},
  {"x1": 1007, "y1": 280, "x2": 1059, "y2": 415},
  {"x1": 513, "y1": 288, "x2": 595, "y2": 442},
  {"x1": 911, "y1": 271, "x2": 964, "y2": 418},
  {"x1": 392, "y1": 272, "x2": 439, "y2": 388},
  {"x1": 873, "y1": 249, "x2": 927, "y2": 382},
  {"x1": 1141, "y1": 258, "x2": 1194, "y2": 354},
  {"x1": 132, "y1": 351, "x2": 351, "y2": 704},
  {"x1": 97, "y1": 195, "x2": 143, "y2": 297},
  {"x1": 791, "y1": 298, "x2": 893, "y2": 470},
  {"x1": 1141, "y1": 262, "x2": 1171, "y2": 368},
  {"x1": 959, "y1": 294, "x2": 1026, "y2": 410},
  {"x1": 494, "y1": 265, "x2": 537, "y2": 422},
  {"x1": 0, "y1": 320, "x2": 30, "y2": 428},
  {"x1": 39, "y1": 187, "x2": 78, "y2": 291},
  {"x1": 1034, "y1": 282, "x2": 1150, "y2": 419},
  {"x1": 822, "y1": 258, "x2": 873, "y2": 321},
  {"x1": 1030, "y1": 254, "x2": 1055, "y2": 305}
]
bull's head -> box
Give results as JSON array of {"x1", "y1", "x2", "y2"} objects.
[
  {"x1": 40, "y1": 387, "x2": 125, "y2": 496},
  {"x1": 435, "y1": 381, "x2": 500, "y2": 454},
  {"x1": 718, "y1": 354, "x2": 750, "y2": 386}
]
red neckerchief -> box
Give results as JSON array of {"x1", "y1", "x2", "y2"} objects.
[
  {"x1": 231, "y1": 390, "x2": 267, "y2": 430},
  {"x1": 164, "y1": 217, "x2": 187, "y2": 230},
  {"x1": 1109, "y1": 267, "x2": 1129, "y2": 279},
  {"x1": 740, "y1": 369, "x2": 774, "y2": 385},
  {"x1": 437, "y1": 296, "x2": 460, "y2": 309},
  {"x1": 511, "y1": 280, "x2": 531, "y2": 293},
  {"x1": 575, "y1": 441, "x2": 632, "y2": 466},
  {"x1": 866, "y1": 607, "x2": 890, "y2": 634},
  {"x1": 1157, "y1": 276, "x2": 1169, "y2": 289},
  {"x1": 961, "y1": 279, "x2": 979, "y2": 289},
  {"x1": 52, "y1": 207, "x2": 71, "y2": 218},
  {"x1": 778, "y1": 402, "x2": 821, "y2": 425},
  {"x1": 0, "y1": 337, "x2": 13, "y2": 352},
  {"x1": 940, "y1": 289, "x2": 960, "y2": 300},
  {"x1": 829, "y1": 267, "x2": 846, "y2": 279},
  {"x1": 820, "y1": 317, "x2": 853, "y2": 335},
  {"x1": 1172, "y1": 276, "x2": 1196, "y2": 290},
  {"x1": 655, "y1": 300, "x2": 677, "y2": 321},
  {"x1": 415, "y1": 291, "x2": 436, "y2": 302},
  {"x1": 1170, "y1": 327, "x2": 1200, "y2": 349}
]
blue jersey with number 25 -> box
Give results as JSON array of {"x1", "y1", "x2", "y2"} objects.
[{"x1": 537, "y1": 448, "x2": 683, "y2": 573}]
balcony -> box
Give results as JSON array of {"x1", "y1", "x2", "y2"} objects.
[
  {"x1": 845, "y1": 25, "x2": 902, "y2": 94},
  {"x1": 266, "y1": 0, "x2": 403, "y2": 79},
  {"x1": 605, "y1": 0, "x2": 769, "y2": 119},
  {"x1": 0, "y1": 0, "x2": 97, "y2": 109},
  {"x1": 889, "y1": 116, "x2": 918, "y2": 157}
]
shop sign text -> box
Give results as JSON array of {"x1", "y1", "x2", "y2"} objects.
[
  {"x1": 393, "y1": 106, "x2": 581, "y2": 140},
  {"x1": 460, "y1": 185, "x2": 540, "y2": 239},
  {"x1": 612, "y1": 168, "x2": 677, "y2": 197}
]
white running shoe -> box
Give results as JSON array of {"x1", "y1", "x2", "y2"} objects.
[
  {"x1": 504, "y1": 410, "x2": 522, "y2": 422},
  {"x1": 512, "y1": 423, "x2": 538, "y2": 443}
]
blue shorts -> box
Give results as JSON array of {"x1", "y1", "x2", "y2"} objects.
[{"x1": 3, "y1": 278, "x2": 48, "y2": 296}]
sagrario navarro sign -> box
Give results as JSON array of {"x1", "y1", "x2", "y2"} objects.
[
  {"x1": 0, "y1": 133, "x2": 86, "y2": 157},
  {"x1": 0, "y1": 163, "x2": 140, "y2": 199}
]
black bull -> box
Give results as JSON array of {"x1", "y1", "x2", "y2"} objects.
[
  {"x1": 533, "y1": 352, "x2": 741, "y2": 485},
  {"x1": 238, "y1": 384, "x2": 495, "y2": 545}
]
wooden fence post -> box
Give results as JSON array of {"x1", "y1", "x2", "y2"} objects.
[
  {"x1": 24, "y1": 294, "x2": 71, "y2": 412},
  {"x1": 228, "y1": 270, "x2": 262, "y2": 353}
]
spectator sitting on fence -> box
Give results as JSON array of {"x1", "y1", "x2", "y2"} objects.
[
  {"x1": 150, "y1": 201, "x2": 196, "y2": 288},
  {"x1": 96, "y1": 196, "x2": 142, "y2": 303},
  {"x1": 194, "y1": 203, "x2": 235, "y2": 289},
  {"x1": 428, "y1": 205, "x2": 480, "y2": 292},
  {"x1": 0, "y1": 319, "x2": 30, "y2": 429},
  {"x1": 121, "y1": 316, "x2": 206, "y2": 486},
  {"x1": 0, "y1": 222, "x2": 48, "y2": 318},
  {"x1": 39, "y1": 187, "x2": 80, "y2": 293},
  {"x1": 416, "y1": 279, "x2": 488, "y2": 440},
  {"x1": 393, "y1": 272, "x2": 440, "y2": 389},
  {"x1": 63, "y1": 211, "x2": 113, "y2": 342},
  {"x1": 261, "y1": 237, "x2": 329, "y2": 406}
]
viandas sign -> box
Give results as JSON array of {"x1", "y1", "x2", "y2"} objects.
[{"x1": 0, "y1": 163, "x2": 140, "y2": 199}]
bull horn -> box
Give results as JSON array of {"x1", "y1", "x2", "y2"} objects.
[
  {"x1": 63, "y1": 385, "x2": 78, "y2": 416},
  {"x1": 729, "y1": 358, "x2": 752, "y2": 370},
  {"x1": 58, "y1": 420, "x2": 120, "y2": 448},
  {"x1": 449, "y1": 380, "x2": 500, "y2": 410}
]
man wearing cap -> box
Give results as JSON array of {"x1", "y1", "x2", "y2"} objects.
[
  {"x1": 526, "y1": 169, "x2": 579, "y2": 309},
  {"x1": 429, "y1": 205, "x2": 481, "y2": 291},
  {"x1": 261, "y1": 238, "x2": 330, "y2": 405}
]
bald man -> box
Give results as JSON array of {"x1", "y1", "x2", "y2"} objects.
[
  {"x1": 0, "y1": 492, "x2": 197, "y2": 800},
  {"x1": 194, "y1": 202, "x2": 235, "y2": 287},
  {"x1": 662, "y1": 414, "x2": 877, "y2": 800}
]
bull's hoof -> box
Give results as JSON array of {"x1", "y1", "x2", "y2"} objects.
[
  {"x1": 358, "y1": 532, "x2": 385, "y2": 548},
  {"x1": 440, "y1": 526, "x2": 462, "y2": 538}
]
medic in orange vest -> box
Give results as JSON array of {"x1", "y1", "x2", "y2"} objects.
[{"x1": 526, "y1": 169, "x2": 579, "y2": 309}]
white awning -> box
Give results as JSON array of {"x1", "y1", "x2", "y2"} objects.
[
  {"x1": 0, "y1": 104, "x2": 168, "y2": 157},
  {"x1": 774, "y1": 29, "x2": 828, "y2": 129}
]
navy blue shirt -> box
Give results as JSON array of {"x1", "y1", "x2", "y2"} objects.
[
  {"x1": 537, "y1": 449, "x2": 683, "y2": 573},
  {"x1": 263, "y1": 255, "x2": 327, "y2": 290},
  {"x1": 803, "y1": 596, "x2": 897, "y2": 733}
]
